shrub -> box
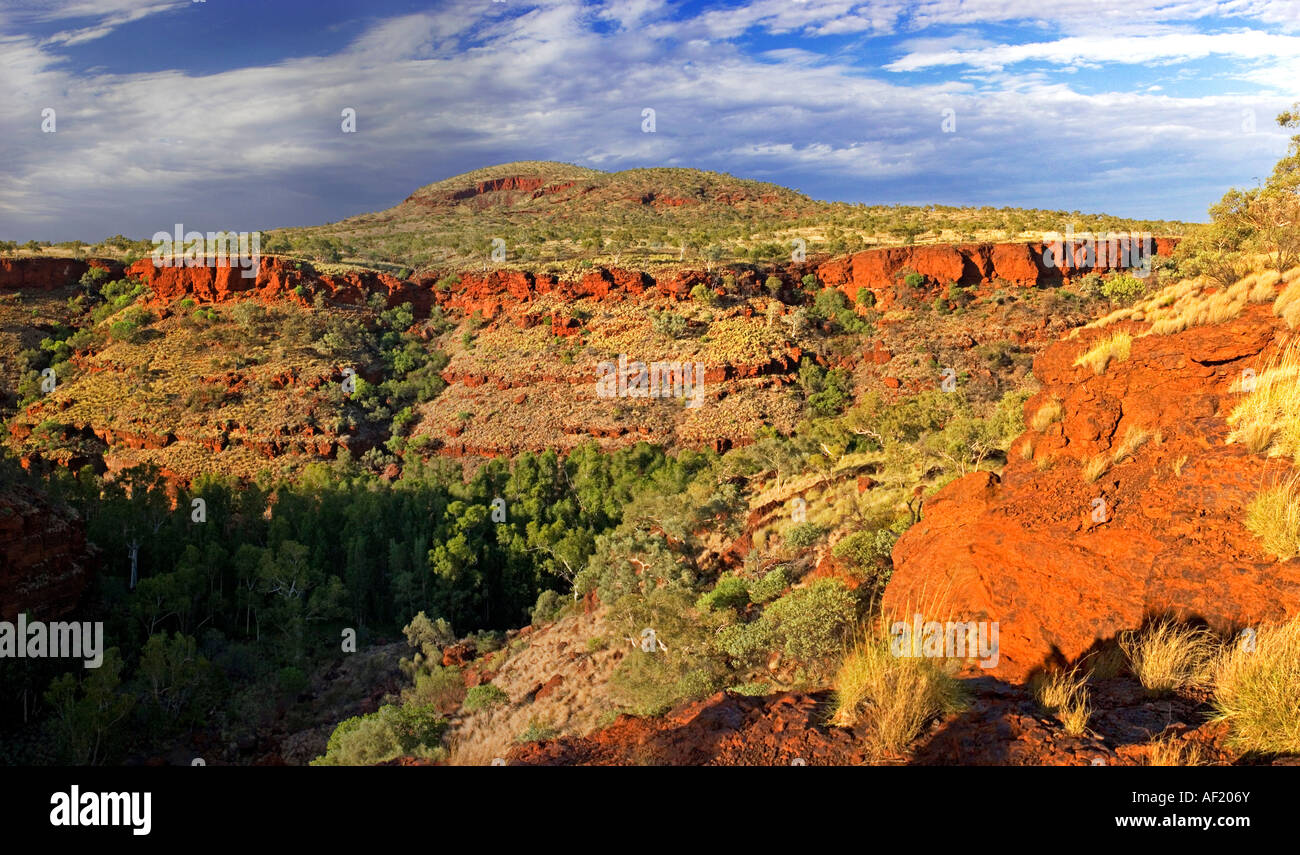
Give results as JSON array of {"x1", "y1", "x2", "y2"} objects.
[
  {"x1": 784, "y1": 521, "x2": 825, "y2": 550},
  {"x1": 78, "y1": 266, "x2": 110, "y2": 293},
  {"x1": 761, "y1": 579, "x2": 858, "y2": 664},
  {"x1": 747, "y1": 566, "x2": 788, "y2": 604},
  {"x1": 689, "y1": 283, "x2": 717, "y2": 306},
  {"x1": 1211, "y1": 615, "x2": 1300, "y2": 753},
  {"x1": 764, "y1": 275, "x2": 783, "y2": 296},
  {"x1": 831, "y1": 528, "x2": 897, "y2": 580},
  {"x1": 608, "y1": 588, "x2": 729, "y2": 715},
  {"x1": 311, "y1": 703, "x2": 447, "y2": 765},
  {"x1": 696, "y1": 575, "x2": 750, "y2": 612},
  {"x1": 531, "y1": 589, "x2": 566, "y2": 624},
  {"x1": 462, "y1": 684, "x2": 509, "y2": 712},
  {"x1": 1100, "y1": 273, "x2": 1147, "y2": 304},
  {"x1": 652, "y1": 310, "x2": 688, "y2": 339}
]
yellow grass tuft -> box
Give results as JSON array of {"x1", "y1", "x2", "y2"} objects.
[
  {"x1": 1032, "y1": 668, "x2": 1091, "y2": 736},
  {"x1": 1018, "y1": 439, "x2": 1035, "y2": 461},
  {"x1": 1112, "y1": 425, "x2": 1151, "y2": 464},
  {"x1": 1118, "y1": 619, "x2": 1218, "y2": 695},
  {"x1": 831, "y1": 639, "x2": 965, "y2": 758},
  {"x1": 1226, "y1": 340, "x2": 1300, "y2": 461},
  {"x1": 1073, "y1": 333, "x2": 1132, "y2": 375},
  {"x1": 1147, "y1": 733, "x2": 1207, "y2": 766},
  {"x1": 1244, "y1": 477, "x2": 1300, "y2": 561},
  {"x1": 1081, "y1": 453, "x2": 1110, "y2": 483},
  {"x1": 1210, "y1": 616, "x2": 1300, "y2": 754},
  {"x1": 1030, "y1": 397, "x2": 1063, "y2": 432}
]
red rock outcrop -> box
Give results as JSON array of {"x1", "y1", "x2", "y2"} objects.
[
  {"x1": 815, "y1": 239, "x2": 1179, "y2": 309},
  {"x1": 0, "y1": 257, "x2": 122, "y2": 290},
  {"x1": 885, "y1": 301, "x2": 1300, "y2": 682}
]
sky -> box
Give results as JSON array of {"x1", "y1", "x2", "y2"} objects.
[{"x1": 2, "y1": 0, "x2": 1299, "y2": 241}]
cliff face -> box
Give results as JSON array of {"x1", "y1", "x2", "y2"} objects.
[
  {"x1": 885, "y1": 298, "x2": 1300, "y2": 682},
  {"x1": 3, "y1": 238, "x2": 1178, "y2": 316},
  {"x1": 0, "y1": 486, "x2": 94, "y2": 621},
  {"x1": 0, "y1": 257, "x2": 122, "y2": 290},
  {"x1": 817, "y1": 239, "x2": 1180, "y2": 310}
]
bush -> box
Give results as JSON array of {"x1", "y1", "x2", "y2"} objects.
[
  {"x1": 696, "y1": 575, "x2": 750, "y2": 612},
  {"x1": 531, "y1": 588, "x2": 566, "y2": 624},
  {"x1": 311, "y1": 703, "x2": 447, "y2": 765},
  {"x1": 463, "y1": 683, "x2": 509, "y2": 712},
  {"x1": 747, "y1": 566, "x2": 788, "y2": 604},
  {"x1": 762, "y1": 579, "x2": 858, "y2": 664},
  {"x1": 831, "y1": 528, "x2": 897, "y2": 579},
  {"x1": 689, "y1": 283, "x2": 717, "y2": 306},
  {"x1": 784, "y1": 522, "x2": 825, "y2": 550},
  {"x1": 652, "y1": 310, "x2": 688, "y2": 339},
  {"x1": 1101, "y1": 273, "x2": 1146, "y2": 304},
  {"x1": 608, "y1": 588, "x2": 728, "y2": 715}
]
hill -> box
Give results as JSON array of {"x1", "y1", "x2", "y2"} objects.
[{"x1": 260, "y1": 161, "x2": 1192, "y2": 275}]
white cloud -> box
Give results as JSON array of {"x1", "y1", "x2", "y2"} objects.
[
  {"x1": 886, "y1": 30, "x2": 1300, "y2": 71},
  {"x1": 1, "y1": 0, "x2": 1298, "y2": 238}
]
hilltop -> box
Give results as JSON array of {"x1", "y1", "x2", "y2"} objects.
[{"x1": 262, "y1": 161, "x2": 1191, "y2": 275}]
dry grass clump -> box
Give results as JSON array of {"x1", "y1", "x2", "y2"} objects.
[
  {"x1": 1030, "y1": 397, "x2": 1063, "y2": 432},
  {"x1": 1210, "y1": 615, "x2": 1300, "y2": 754},
  {"x1": 1118, "y1": 619, "x2": 1218, "y2": 695},
  {"x1": 1147, "y1": 733, "x2": 1207, "y2": 766},
  {"x1": 1111, "y1": 425, "x2": 1151, "y2": 464},
  {"x1": 1244, "y1": 477, "x2": 1300, "y2": 561},
  {"x1": 1032, "y1": 668, "x2": 1091, "y2": 736},
  {"x1": 1226, "y1": 340, "x2": 1300, "y2": 460},
  {"x1": 1080, "y1": 453, "x2": 1110, "y2": 483},
  {"x1": 1271, "y1": 265, "x2": 1300, "y2": 328},
  {"x1": 831, "y1": 636, "x2": 965, "y2": 758},
  {"x1": 1080, "y1": 265, "x2": 1290, "y2": 338},
  {"x1": 1073, "y1": 332, "x2": 1132, "y2": 374}
]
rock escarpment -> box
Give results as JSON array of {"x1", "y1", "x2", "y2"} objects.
[{"x1": 885, "y1": 300, "x2": 1300, "y2": 682}]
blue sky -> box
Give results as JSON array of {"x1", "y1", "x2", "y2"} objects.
[{"x1": 2, "y1": 0, "x2": 1299, "y2": 240}]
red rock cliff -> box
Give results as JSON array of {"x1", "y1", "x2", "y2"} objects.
[{"x1": 884, "y1": 300, "x2": 1300, "y2": 682}]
